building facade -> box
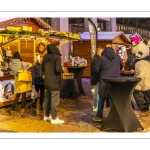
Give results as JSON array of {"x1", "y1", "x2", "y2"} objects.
[{"x1": 44, "y1": 18, "x2": 116, "y2": 65}]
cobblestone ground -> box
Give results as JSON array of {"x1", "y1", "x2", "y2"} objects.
[{"x1": 0, "y1": 78, "x2": 149, "y2": 133}]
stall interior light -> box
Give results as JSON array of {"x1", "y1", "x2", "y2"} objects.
[
  {"x1": 119, "y1": 50, "x2": 122, "y2": 54},
  {"x1": 19, "y1": 36, "x2": 70, "y2": 45}
]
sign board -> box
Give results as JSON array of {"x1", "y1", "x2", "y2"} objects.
[{"x1": 88, "y1": 18, "x2": 98, "y2": 58}]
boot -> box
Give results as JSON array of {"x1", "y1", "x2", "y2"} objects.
[
  {"x1": 141, "y1": 102, "x2": 149, "y2": 112},
  {"x1": 32, "y1": 102, "x2": 36, "y2": 108},
  {"x1": 40, "y1": 104, "x2": 44, "y2": 109},
  {"x1": 32, "y1": 99, "x2": 37, "y2": 108},
  {"x1": 8, "y1": 109, "x2": 15, "y2": 115},
  {"x1": 106, "y1": 98, "x2": 110, "y2": 107},
  {"x1": 21, "y1": 108, "x2": 25, "y2": 118}
]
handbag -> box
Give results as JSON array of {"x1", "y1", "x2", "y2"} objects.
[
  {"x1": 17, "y1": 62, "x2": 32, "y2": 82},
  {"x1": 18, "y1": 70, "x2": 32, "y2": 82}
]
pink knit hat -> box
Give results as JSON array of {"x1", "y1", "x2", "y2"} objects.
[{"x1": 129, "y1": 32, "x2": 142, "y2": 46}]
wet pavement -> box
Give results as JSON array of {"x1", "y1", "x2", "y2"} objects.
[{"x1": 0, "y1": 78, "x2": 149, "y2": 132}]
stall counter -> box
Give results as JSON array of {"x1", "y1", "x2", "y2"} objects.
[{"x1": 0, "y1": 75, "x2": 32, "y2": 107}]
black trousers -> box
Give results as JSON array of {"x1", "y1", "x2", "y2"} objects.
[
  {"x1": 34, "y1": 84, "x2": 45, "y2": 105},
  {"x1": 133, "y1": 89, "x2": 150, "y2": 110},
  {"x1": 11, "y1": 92, "x2": 26, "y2": 110}
]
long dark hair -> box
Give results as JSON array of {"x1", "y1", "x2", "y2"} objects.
[{"x1": 12, "y1": 52, "x2": 22, "y2": 61}]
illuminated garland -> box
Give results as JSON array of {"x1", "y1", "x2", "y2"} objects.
[
  {"x1": 0, "y1": 29, "x2": 39, "y2": 37},
  {"x1": 0, "y1": 29, "x2": 80, "y2": 41}
]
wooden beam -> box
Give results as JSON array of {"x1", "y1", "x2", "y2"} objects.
[{"x1": 0, "y1": 36, "x2": 21, "y2": 47}]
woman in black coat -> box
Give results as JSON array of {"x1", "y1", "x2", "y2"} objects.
[{"x1": 31, "y1": 55, "x2": 45, "y2": 109}]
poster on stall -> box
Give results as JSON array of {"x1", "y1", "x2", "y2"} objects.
[
  {"x1": 0, "y1": 79, "x2": 15, "y2": 102},
  {"x1": 88, "y1": 18, "x2": 98, "y2": 58}
]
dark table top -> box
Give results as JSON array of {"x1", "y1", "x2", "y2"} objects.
[
  {"x1": 102, "y1": 76, "x2": 141, "y2": 82},
  {"x1": 120, "y1": 71, "x2": 135, "y2": 76},
  {"x1": 67, "y1": 66, "x2": 86, "y2": 69}
]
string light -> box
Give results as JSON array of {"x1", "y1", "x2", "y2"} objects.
[{"x1": 1, "y1": 18, "x2": 30, "y2": 28}]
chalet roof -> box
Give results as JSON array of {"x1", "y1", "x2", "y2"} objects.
[
  {"x1": 32, "y1": 18, "x2": 54, "y2": 30},
  {"x1": 0, "y1": 18, "x2": 54, "y2": 30},
  {"x1": 80, "y1": 31, "x2": 131, "y2": 44}
]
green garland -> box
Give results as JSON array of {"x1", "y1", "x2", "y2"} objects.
[
  {"x1": 0, "y1": 29, "x2": 81, "y2": 41},
  {"x1": 0, "y1": 29, "x2": 39, "y2": 37}
]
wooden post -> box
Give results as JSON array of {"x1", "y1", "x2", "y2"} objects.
[
  {"x1": 33, "y1": 39, "x2": 36, "y2": 64},
  {"x1": 18, "y1": 39, "x2": 20, "y2": 53}
]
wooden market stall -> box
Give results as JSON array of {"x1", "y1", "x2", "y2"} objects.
[
  {"x1": 73, "y1": 31, "x2": 131, "y2": 77},
  {"x1": 0, "y1": 18, "x2": 56, "y2": 63},
  {"x1": 0, "y1": 18, "x2": 80, "y2": 107}
]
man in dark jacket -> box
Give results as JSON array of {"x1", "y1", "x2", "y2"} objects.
[
  {"x1": 90, "y1": 48, "x2": 103, "y2": 113},
  {"x1": 42, "y1": 42, "x2": 64, "y2": 124},
  {"x1": 93, "y1": 46, "x2": 123, "y2": 122}
]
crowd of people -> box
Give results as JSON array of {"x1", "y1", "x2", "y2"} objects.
[
  {"x1": 9, "y1": 41, "x2": 65, "y2": 124},
  {"x1": 90, "y1": 44, "x2": 123, "y2": 122},
  {"x1": 90, "y1": 39, "x2": 150, "y2": 122},
  {"x1": 8, "y1": 41, "x2": 145, "y2": 125}
]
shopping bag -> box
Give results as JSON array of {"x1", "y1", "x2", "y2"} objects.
[
  {"x1": 31, "y1": 87, "x2": 38, "y2": 99},
  {"x1": 17, "y1": 70, "x2": 32, "y2": 82}
]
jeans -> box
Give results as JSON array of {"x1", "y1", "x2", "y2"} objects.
[
  {"x1": 11, "y1": 92, "x2": 26, "y2": 110},
  {"x1": 96, "y1": 96, "x2": 112, "y2": 118},
  {"x1": 93, "y1": 82, "x2": 99, "y2": 109},
  {"x1": 34, "y1": 84, "x2": 45, "y2": 105},
  {"x1": 44, "y1": 89, "x2": 60, "y2": 120}
]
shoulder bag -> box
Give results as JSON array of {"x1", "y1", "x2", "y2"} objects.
[{"x1": 17, "y1": 62, "x2": 32, "y2": 82}]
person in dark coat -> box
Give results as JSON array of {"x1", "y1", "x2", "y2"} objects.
[
  {"x1": 90, "y1": 48, "x2": 103, "y2": 113},
  {"x1": 93, "y1": 46, "x2": 123, "y2": 122},
  {"x1": 126, "y1": 52, "x2": 136, "y2": 73},
  {"x1": 31, "y1": 55, "x2": 45, "y2": 109},
  {"x1": 42, "y1": 42, "x2": 65, "y2": 124}
]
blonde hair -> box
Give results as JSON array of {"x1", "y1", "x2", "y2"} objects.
[
  {"x1": 96, "y1": 48, "x2": 103, "y2": 56},
  {"x1": 105, "y1": 44, "x2": 112, "y2": 48}
]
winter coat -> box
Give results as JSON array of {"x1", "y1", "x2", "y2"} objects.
[
  {"x1": 126, "y1": 53, "x2": 136, "y2": 70},
  {"x1": 10, "y1": 59, "x2": 31, "y2": 76},
  {"x1": 94, "y1": 47, "x2": 123, "y2": 97},
  {"x1": 42, "y1": 44, "x2": 64, "y2": 91},
  {"x1": 32, "y1": 62, "x2": 44, "y2": 85},
  {"x1": 90, "y1": 54, "x2": 99, "y2": 86},
  {"x1": 10, "y1": 59, "x2": 32, "y2": 93}
]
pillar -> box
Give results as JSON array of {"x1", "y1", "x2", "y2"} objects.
[
  {"x1": 106, "y1": 18, "x2": 116, "y2": 31},
  {"x1": 51, "y1": 18, "x2": 70, "y2": 66},
  {"x1": 111, "y1": 18, "x2": 116, "y2": 31},
  {"x1": 84, "y1": 18, "x2": 89, "y2": 31},
  {"x1": 51, "y1": 18, "x2": 60, "y2": 31}
]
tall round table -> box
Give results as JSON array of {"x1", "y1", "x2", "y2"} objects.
[
  {"x1": 101, "y1": 76, "x2": 144, "y2": 132},
  {"x1": 67, "y1": 66, "x2": 86, "y2": 96}
]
